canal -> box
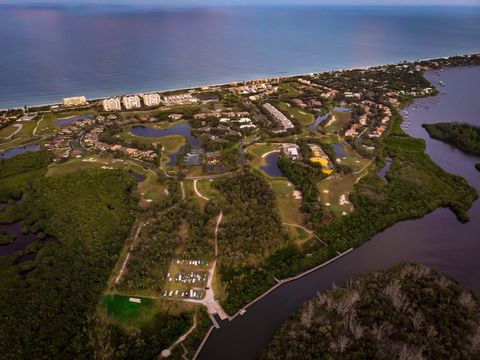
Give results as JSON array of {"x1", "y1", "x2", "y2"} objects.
[{"x1": 197, "y1": 66, "x2": 480, "y2": 360}]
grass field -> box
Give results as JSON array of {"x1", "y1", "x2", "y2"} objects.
[
  {"x1": 278, "y1": 82, "x2": 302, "y2": 98},
  {"x1": 46, "y1": 155, "x2": 121, "y2": 177},
  {"x1": 318, "y1": 165, "x2": 370, "y2": 217},
  {"x1": 0, "y1": 121, "x2": 39, "y2": 151},
  {"x1": 101, "y1": 294, "x2": 200, "y2": 328},
  {"x1": 0, "y1": 124, "x2": 18, "y2": 138},
  {"x1": 196, "y1": 179, "x2": 221, "y2": 200},
  {"x1": 137, "y1": 173, "x2": 167, "y2": 205},
  {"x1": 324, "y1": 109, "x2": 352, "y2": 133},
  {"x1": 276, "y1": 102, "x2": 315, "y2": 126},
  {"x1": 336, "y1": 144, "x2": 371, "y2": 171},
  {"x1": 271, "y1": 178, "x2": 303, "y2": 224}
]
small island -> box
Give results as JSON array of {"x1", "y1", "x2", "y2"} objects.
[{"x1": 422, "y1": 122, "x2": 480, "y2": 172}]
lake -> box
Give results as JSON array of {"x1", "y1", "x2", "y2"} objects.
[
  {"x1": 0, "y1": 144, "x2": 40, "y2": 159},
  {"x1": 54, "y1": 113, "x2": 94, "y2": 126},
  {"x1": 308, "y1": 112, "x2": 330, "y2": 132},
  {"x1": 130, "y1": 123, "x2": 202, "y2": 147},
  {"x1": 197, "y1": 66, "x2": 480, "y2": 360},
  {"x1": 1, "y1": 5, "x2": 480, "y2": 109}
]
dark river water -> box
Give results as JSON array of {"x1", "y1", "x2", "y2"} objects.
[{"x1": 197, "y1": 66, "x2": 480, "y2": 359}]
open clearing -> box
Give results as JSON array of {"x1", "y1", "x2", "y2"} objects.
[{"x1": 324, "y1": 109, "x2": 352, "y2": 133}]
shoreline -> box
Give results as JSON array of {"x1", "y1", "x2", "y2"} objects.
[{"x1": 2, "y1": 51, "x2": 479, "y2": 112}]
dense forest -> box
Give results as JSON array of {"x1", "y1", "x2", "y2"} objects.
[
  {"x1": 423, "y1": 122, "x2": 480, "y2": 156},
  {"x1": 0, "y1": 151, "x2": 53, "y2": 201},
  {"x1": 119, "y1": 201, "x2": 215, "y2": 293},
  {"x1": 0, "y1": 158, "x2": 137, "y2": 359},
  {"x1": 263, "y1": 263, "x2": 480, "y2": 360},
  {"x1": 214, "y1": 172, "x2": 290, "y2": 265},
  {"x1": 214, "y1": 172, "x2": 290, "y2": 313}
]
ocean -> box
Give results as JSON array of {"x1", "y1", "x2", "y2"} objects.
[{"x1": 0, "y1": 5, "x2": 479, "y2": 109}]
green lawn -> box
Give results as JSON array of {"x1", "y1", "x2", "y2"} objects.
[
  {"x1": 278, "y1": 82, "x2": 302, "y2": 98},
  {"x1": 101, "y1": 294, "x2": 155, "y2": 323},
  {"x1": 0, "y1": 121, "x2": 39, "y2": 151},
  {"x1": 318, "y1": 167, "x2": 370, "y2": 217},
  {"x1": 196, "y1": 179, "x2": 222, "y2": 200},
  {"x1": 272, "y1": 179, "x2": 303, "y2": 224},
  {"x1": 276, "y1": 102, "x2": 315, "y2": 126},
  {"x1": 324, "y1": 110, "x2": 352, "y2": 133}
]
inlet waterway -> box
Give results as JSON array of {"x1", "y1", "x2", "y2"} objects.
[{"x1": 198, "y1": 66, "x2": 480, "y2": 360}]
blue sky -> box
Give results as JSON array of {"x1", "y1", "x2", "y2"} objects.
[{"x1": 1, "y1": 0, "x2": 479, "y2": 5}]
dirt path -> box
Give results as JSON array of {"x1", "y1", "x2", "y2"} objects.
[
  {"x1": 115, "y1": 222, "x2": 146, "y2": 285},
  {"x1": 160, "y1": 313, "x2": 198, "y2": 358},
  {"x1": 193, "y1": 179, "x2": 210, "y2": 201},
  {"x1": 1, "y1": 123, "x2": 22, "y2": 140},
  {"x1": 32, "y1": 116, "x2": 43, "y2": 136},
  {"x1": 180, "y1": 181, "x2": 186, "y2": 200},
  {"x1": 283, "y1": 222, "x2": 327, "y2": 246}
]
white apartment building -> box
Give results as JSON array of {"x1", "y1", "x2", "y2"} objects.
[
  {"x1": 143, "y1": 93, "x2": 161, "y2": 107},
  {"x1": 162, "y1": 93, "x2": 197, "y2": 104},
  {"x1": 263, "y1": 103, "x2": 294, "y2": 130},
  {"x1": 122, "y1": 95, "x2": 141, "y2": 110},
  {"x1": 63, "y1": 96, "x2": 87, "y2": 107},
  {"x1": 102, "y1": 98, "x2": 122, "y2": 112}
]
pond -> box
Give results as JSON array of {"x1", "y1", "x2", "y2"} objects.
[
  {"x1": 54, "y1": 113, "x2": 94, "y2": 126},
  {"x1": 332, "y1": 143, "x2": 346, "y2": 158},
  {"x1": 261, "y1": 151, "x2": 283, "y2": 177},
  {"x1": 377, "y1": 157, "x2": 393, "y2": 181},
  {"x1": 130, "y1": 123, "x2": 202, "y2": 148},
  {"x1": 0, "y1": 144, "x2": 40, "y2": 160},
  {"x1": 129, "y1": 170, "x2": 147, "y2": 183},
  {"x1": 334, "y1": 106, "x2": 352, "y2": 112},
  {"x1": 308, "y1": 112, "x2": 331, "y2": 132},
  {"x1": 0, "y1": 222, "x2": 40, "y2": 257}
]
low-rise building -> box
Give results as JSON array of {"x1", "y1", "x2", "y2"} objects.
[
  {"x1": 103, "y1": 98, "x2": 122, "y2": 112},
  {"x1": 63, "y1": 96, "x2": 87, "y2": 107},
  {"x1": 263, "y1": 103, "x2": 294, "y2": 131}
]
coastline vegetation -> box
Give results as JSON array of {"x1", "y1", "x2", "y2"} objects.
[
  {"x1": 263, "y1": 263, "x2": 480, "y2": 359},
  {"x1": 423, "y1": 122, "x2": 480, "y2": 156},
  {"x1": 0, "y1": 157, "x2": 137, "y2": 359}
]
